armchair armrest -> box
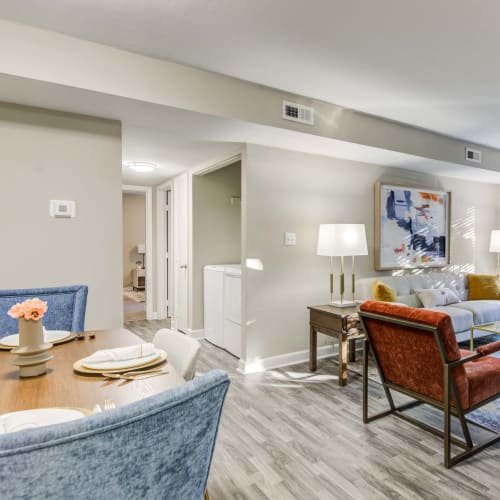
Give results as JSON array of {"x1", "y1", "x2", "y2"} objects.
[{"x1": 477, "y1": 340, "x2": 500, "y2": 356}]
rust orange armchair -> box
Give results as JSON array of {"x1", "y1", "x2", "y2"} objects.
[{"x1": 359, "y1": 300, "x2": 500, "y2": 468}]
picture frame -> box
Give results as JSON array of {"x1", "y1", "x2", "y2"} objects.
[{"x1": 374, "y1": 182, "x2": 451, "y2": 270}]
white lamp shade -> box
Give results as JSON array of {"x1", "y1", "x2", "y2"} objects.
[
  {"x1": 317, "y1": 224, "x2": 368, "y2": 257},
  {"x1": 137, "y1": 244, "x2": 146, "y2": 254},
  {"x1": 490, "y1": 230, "x2": 500, "y2": 252}
]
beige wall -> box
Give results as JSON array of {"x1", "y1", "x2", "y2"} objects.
[
  {"x1": 192, "y1": 162, "x2": 241, "y2": 329},
  {"x1": 122, "y1": 193, "x2": 146, "y2": 287},
  {"x1": 243, "y1": 144, "x2": 499, "y2": 364},
  {"x1": 0, "y1": 102, "x2": 122, "y2": 330}
]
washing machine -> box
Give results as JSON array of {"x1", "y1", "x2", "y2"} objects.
[{"x1": 204, "y1": 264, "x2": 241, "y2": 357}]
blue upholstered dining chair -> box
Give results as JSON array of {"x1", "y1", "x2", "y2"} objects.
[
  {"x1": 0, "y1": 285, "x2": 88, "y2": 338},
  {"x1": 0, "y1": 369, "x2": 230, "y2": 500}
]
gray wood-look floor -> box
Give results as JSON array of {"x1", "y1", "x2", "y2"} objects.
[{"x1": 126, "y1": 321, "x2": 500, "y2": 499}]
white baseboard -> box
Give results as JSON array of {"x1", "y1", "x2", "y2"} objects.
[
  {"x1": 151, "y1": 312, "x2": 159, "y2": 320},
  {"x1": 187, "y1": 328, "x2": 205, "y2": 339},
  {"x1": 237, "y1": 344, "x2": 336, "y2": 374}
]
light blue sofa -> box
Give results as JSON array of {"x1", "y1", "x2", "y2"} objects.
[
  {"x1": 357, "y1": 272, "x2": 500, "y2": 342},
  {"x1": 0, "y1": 285, "x2": 88, "y2": 338},
  {"x1": 0, "y1": 370, "x2": 230, "y2": 500}
]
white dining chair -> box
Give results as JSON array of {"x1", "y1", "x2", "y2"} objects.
[{"x1": 153, "y1": 328, "x2": 201, "y2": 381}]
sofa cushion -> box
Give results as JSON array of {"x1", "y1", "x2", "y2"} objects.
[
  {"x1": 356, "y1": 272, "x2": 467, "y2": 301},
  {"x1": 396, "y1": 294, "x2": 423, "y2": 308},
  {"x1": 425, "y1": 272, "x2": 468, "y2": 301},
  {"x1": 372, "y1": 280, "x2": 397, "y2": 302},
  {"x1": 414, "y1": 288, "x2": 460, "y2": 307},
  {"x1": 425, "y1": 305, "x2": 474, "y2": 333},
  {"x1": 451, "y1": 300, "x2": 500, "y2": 325},
  {"x1": 468, "y1": 274, "x2": 500, "y2": 300}
]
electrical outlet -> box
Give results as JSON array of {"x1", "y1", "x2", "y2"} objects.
[{"x1": 284, "y1": 232, "x2": 297, "y2": 246}]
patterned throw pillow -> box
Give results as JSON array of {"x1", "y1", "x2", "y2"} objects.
[{"x1": 372, "y1": 280, "x2": 397, "y2": 302}]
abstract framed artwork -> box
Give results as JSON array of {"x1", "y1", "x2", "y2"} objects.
[{"x1": 374, "y1": 182, "x2": 450, "y2": 270}]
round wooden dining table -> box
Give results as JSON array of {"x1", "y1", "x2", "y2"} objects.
[{"x1": 0, "y1": 329, "x2": 185, "y2": 414}]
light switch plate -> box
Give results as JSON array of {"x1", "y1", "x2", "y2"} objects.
[{"x1": 284, "y1": 232, "x2": 296, "y2": 246}]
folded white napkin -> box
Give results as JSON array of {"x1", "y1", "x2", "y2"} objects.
[{"x1": 82, "y1": 343, "x2": 156, "y2": 365}]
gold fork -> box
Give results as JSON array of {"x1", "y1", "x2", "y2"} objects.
[{"x1": 103, "y1": 368, "x2": 167, "y2": 380}]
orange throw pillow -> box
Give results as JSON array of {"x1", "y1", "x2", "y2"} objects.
[
  {"x1": 468, "y1": 274, "x2": 500, "y2": 300},
  {"x1": 372, "y1": 280, "x2": 397, "y2": 302}
]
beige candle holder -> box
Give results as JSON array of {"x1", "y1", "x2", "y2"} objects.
[{"x1": 11, "y1": 318, "x2": 53, "y2": 377}]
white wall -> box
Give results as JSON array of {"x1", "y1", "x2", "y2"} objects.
[
  {"x1": 122, "y1": 193, "x2": 146, "y2": 287},
  {"x1": 242, "y1": 144, "x2": 499, "y2": 366},
  {"x1": 0, "y1": 102, "x2": 122, "y2": 330},
  {"x1": 192, "y1": 162, "x2": 241, "y2": 329}
]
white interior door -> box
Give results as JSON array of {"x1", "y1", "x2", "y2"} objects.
[{"x1": 173, "y1": 173, "x2": 188, "y2": 332}]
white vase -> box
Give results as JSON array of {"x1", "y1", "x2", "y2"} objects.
[{"x1": 11, "y1": 318, "x2": 54, "y2": 377}]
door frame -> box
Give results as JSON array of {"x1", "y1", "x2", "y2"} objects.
[
  {"x1": 122, "y1": 184, "x2": 153, "y2": 320},
  {"x1": 155, "y1": 148, "x2": 243, "y2": 332},
  {"x1": 156, "y1": 180, "x2": 173, "y2": 320},
  {"x1": 187, "y1": 152, "x2": 242, "y2": 334}
]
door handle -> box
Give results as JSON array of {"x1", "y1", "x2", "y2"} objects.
[{"x1": 180, "y1": 264, "x2": 187, "y2": 269}]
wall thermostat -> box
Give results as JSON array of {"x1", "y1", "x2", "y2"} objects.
[{"x1": 49, "y1": 200, "x2": 76, "y2": 218}]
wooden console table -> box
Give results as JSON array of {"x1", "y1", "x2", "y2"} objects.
[{"x1": 308, "y1": 304, "x2": 365, "y2": 386}]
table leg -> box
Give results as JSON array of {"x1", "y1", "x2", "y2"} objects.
[
  {"x1": 348, "y1": 338, "x2": 356, "y2": 362},
  {"x1": 339, "y1": 333, "x2": 348, "y2": 386},
  {"x1": 309, "y1": 326, "x2": 317, "y2": 371},
  {"x1": 470, "y1": 327, "x2": 474, "y2": 351}
]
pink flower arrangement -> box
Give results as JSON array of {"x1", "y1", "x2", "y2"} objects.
[{"x1": 8, "y1": 298, "x2": 48, "y2": 321}]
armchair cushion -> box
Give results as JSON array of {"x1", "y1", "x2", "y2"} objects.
[
  {"x1": 477, "y1": 340, "x2": 500, "y2": 356},
  {"x1": 463, "y1": 353, "x2": 500, "y2": 408},
  {"x1": 360, "y1": 301, "x2": 469, "y2": 407},
  {"x1": 361, "y1": 301, "x2": 500, "y2": 410}
]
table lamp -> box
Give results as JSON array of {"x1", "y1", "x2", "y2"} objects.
[
  {"x1": 489, "y1": 230, "x2": 500, "y2": 277},
  {"x1": 317, "y1": 224, "x2": 368, "y2": 306}
]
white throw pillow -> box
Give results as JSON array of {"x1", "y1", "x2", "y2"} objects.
[{"x1": 414, "y1": 288, "x2": 460, "y2": 308}]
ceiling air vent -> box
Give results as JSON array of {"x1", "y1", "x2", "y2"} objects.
[
  {"x1": 282, "y1": 101, "x2": 314, "y2": 125},
  {"x1": 465, "y1": 147, "x2": 481, "y2": 164}
]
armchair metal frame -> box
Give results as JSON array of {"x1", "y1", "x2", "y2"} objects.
[{"x1": 359, "y1": 310, "x2": 500, "y2": 468}]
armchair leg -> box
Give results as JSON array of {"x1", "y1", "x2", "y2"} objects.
[
  {"x1": 204, "y1": 489, "x2": 210, "y2": 500},
  {"x1": 362, "y1": 339, "x2": 398, "y2": 423},
  {"x1": 444, "y1": 367, "x2": 451, "y2": 468}
]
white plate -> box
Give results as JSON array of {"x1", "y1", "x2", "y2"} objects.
[
  {"x1": 0, "y1": 330, "x2": 72, "y2": 347},
  {"x1": 81, "y1": 349, "x2": 162, "y2": 370},
  {"x1": 0, "y1": 408, "x2": 87, "y2": 434}
]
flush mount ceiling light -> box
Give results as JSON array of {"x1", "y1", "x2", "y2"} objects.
[{"x1": 125, "y1": 161, "x2": 158, "y2": 173}]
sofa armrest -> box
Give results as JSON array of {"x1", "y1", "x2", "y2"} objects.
[{"x1": 477, "y1": 340, "x2": 500, "y2": 356}]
